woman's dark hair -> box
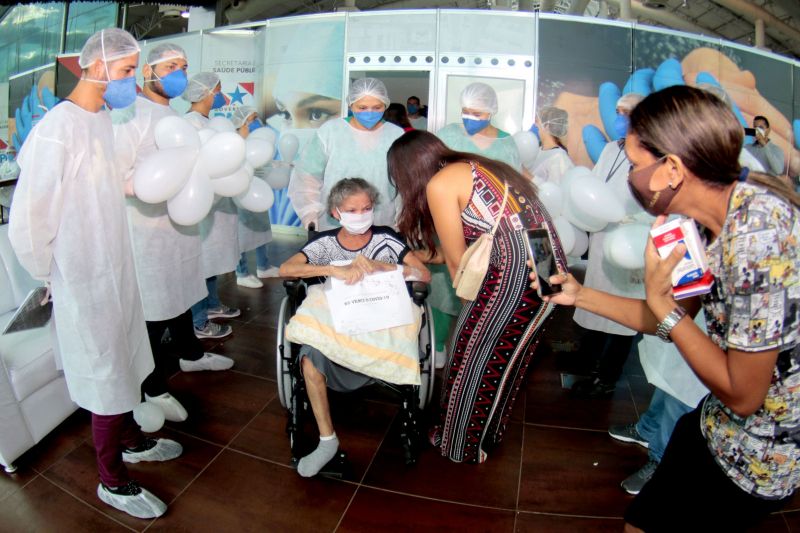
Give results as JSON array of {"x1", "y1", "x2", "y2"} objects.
[
  {"x1": 629, "y1": 85, "x2": 798, "y2": 207},
  {"x1": 383, "y1": 103, "x2": 412, "y2": 130},
  {"x1": 388, "y1": 130, "x2": 537, "y2": 254}
]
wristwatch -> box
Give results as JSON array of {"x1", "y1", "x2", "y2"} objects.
[{"x1": 655, "y1": 306, "x2": 687, "y2": 343}]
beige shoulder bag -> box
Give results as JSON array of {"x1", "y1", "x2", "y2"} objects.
[{"x1": 452, "y1": 182, "x2": 509, "y2": 301}]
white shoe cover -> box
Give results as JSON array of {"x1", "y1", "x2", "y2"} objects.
[
  {"x1": 123, "y1": 438, "x2": 183, "y2": 464},
  {"x1": 97, "y1": 482, "x2": 167, "y2": 519}
]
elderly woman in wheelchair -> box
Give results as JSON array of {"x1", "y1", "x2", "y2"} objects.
[{"x1": 278, "y1": 178, "x2": 432, "y2": 477}]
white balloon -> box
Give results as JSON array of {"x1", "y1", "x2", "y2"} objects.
[
  {"x1": 536, "y1": 182, "x2": 563, "y2": 219},
  {"x1": 560, "y1": 166, "x2": 595, "y2": 196},
  {"x1": 243, "y1": 161, "x2": 255, "y2": 178},
  {"x1": 212, "y1": 165, "x2": 251, "y2": 197},
  {"x1": 513, "y1": 131, "x2": 541, "y2": 169},
  {"x1": 197, "y1": 128, "x2": 216, "y2": 145},
  {"x1": 234, "y1": 177, "x2": 274, "y2": 212},
  {"x1": 245, "y1": 137, "x2": 275, "y2": 169},
  {"x1": 200, "y1": 132, "x2": 247, "y2": 179},
  {"x1": 265, "y1": 164, "x2": 291, "y2": 189},
  {"x1": 278, "y1": 133, "x2": 299, "y2": 161},
  {"x1": 249, "y1": 126, "x2": 277, "y2": 144},
  {"x1": 133, "y1": 146, "x2": 198, "y2": 204},
  {"x1": 569, "y1": 176, "x2": 625, "y2": 223},
  {"x1": 563, "y1": 189, "x2": 608, "y2": 232},
  {"x1": 552, "y1": 216, "x2": 576, "y2": 255},
  {"x1": 133, "y1": 402, "x2": 165, "y2": 433},
  {"x1": 154, "y1": 116, "x2": 200, "y2": 150},
  {"x1": 167, "y1": 164, "x2": 215, "y2": 226},
  {"x1": 207, "y1": 116, "x2": 236, "y2": 133},
  {"x1": 603, "y1": 224, "x2": 651, "y2": 270},
  {"x1": 572, "y1": 229, "x2": 589, "y2": 257}
]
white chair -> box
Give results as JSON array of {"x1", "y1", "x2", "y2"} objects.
[{"x1": 0, "y1": 224, "x2": 77, "y2": 473}]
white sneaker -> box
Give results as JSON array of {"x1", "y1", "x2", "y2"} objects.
[
  {"x1": 144, "y1": 393, "x2": 188, "y2": 422},
  {"x1": 256, "y1": 266, "x2": 281, "y2": 279},
  {"x1": 435, "y1": 348, "x2": 448, "y2": 369},
  {"x1": 97, "y1": 481, "x2": 167, "y2": 519},
  {"x1": 122, "y1": 438, "x2": 183, "y2": 463},
  {"x1": 179, "y1": 353, "x2": 234, "y2": 372},
  {"x1": 236, "y1": 274, "x2": 263, "y2": 289}
]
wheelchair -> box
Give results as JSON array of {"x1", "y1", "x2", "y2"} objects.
[{"x1": 275, "y1": 275, "x2": 436, "y2": 476}]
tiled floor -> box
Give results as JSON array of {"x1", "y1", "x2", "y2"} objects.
[{"x1": 0, "y1": 232, "x2": 796, "y2": 532}]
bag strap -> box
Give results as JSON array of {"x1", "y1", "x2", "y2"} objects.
[{"x1": 489, "y1": 182, "x2": 509, "y2": 236}]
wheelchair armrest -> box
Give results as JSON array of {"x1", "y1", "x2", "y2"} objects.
[
  {"x1": 283, "y1": 278, "x2": 305, "y2": 298},
  {"x1": 409, "y1": 281, "x2": 429, "y2": 306}
]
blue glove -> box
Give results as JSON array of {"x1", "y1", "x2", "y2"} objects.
[
  {"x1": 794, "y1": 119, "x2": 800, "y2": 151},
  {"x1": 12, "y1": 86, "x2": 59, "y2": 151},
  {"x1": 582, "y1": 58, "x2": 740, "y2": 165}
]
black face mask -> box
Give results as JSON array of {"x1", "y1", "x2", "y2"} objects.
[{"x1": 627, "y1": 156, "x2": 682, "y2": 216}]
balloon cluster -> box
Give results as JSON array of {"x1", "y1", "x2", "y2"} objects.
[
  {"x1": 133, "y1": 116, "x2": 283, "y2": 225},
  {"x1": 511, "y1": 133, "x2": 650, "y2": 270}
]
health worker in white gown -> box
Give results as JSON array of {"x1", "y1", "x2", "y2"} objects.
[
  {"x1": 571, "y1": 93, "x2": 651, "y2": 398},
  {"x1": 289, "y1": 77, "x2": 404, "y2": 230},
  {"x1": 528, "y1": 106, "x2": 574, "y2": 185},
  {"x1": 182, "y1": 72, "x2": 241, "y2": 339},
  {"x1": 113, "y1": 43, "x2": 234, "y2": 424},
  {"x1": 436, "y1": 82, "x2": 521, "y2": 170},
  {"x1": 9, "y1": 28, "x2": 181, "y2": 520}
]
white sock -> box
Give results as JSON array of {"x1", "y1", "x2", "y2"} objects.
[{"x1": 297, "y1": 434, "x2": 339, "y2": 477}]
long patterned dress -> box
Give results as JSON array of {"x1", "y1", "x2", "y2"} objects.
[{"x1": 433, "y1": 162, "x2": 567, "y2": 463}]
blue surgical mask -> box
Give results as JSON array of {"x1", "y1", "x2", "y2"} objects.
[
  {"x1": 103, "y1": 76, "x2": 138, "y2": 109},
  {"x1": 530, "y1": 124, "x2": 540, "y2": 141},
  {"x1": 149, "y1": 68, "x2": 188, "y2": 98},
  {"x1": 211, "y1": 92, "x2": 225, "y2": 110},
  {"x1": 407, "y1": 104, "x2": 418, "y2": 114},
  {"x1": 613, "y1": 113, "x2": 630, "y2": 139},
  {"x1": 354, "y1": 111, "x2": 383, "y2": 130},
  {"x1": 248, "y1": 119, "x2": 263, "y2": 133},
  {"x1": 462, "y1": 115, "x2": 490, "y2": 136}
]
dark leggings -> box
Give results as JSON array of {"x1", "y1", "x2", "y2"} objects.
[
  {"x1": 92, "y1": 412, "x2": 145, "y2": 487},
  {"x1": 141, "y1": 309, "x2": 204, "y2": 397},
  {"x1": 626, "y1": 405, "x2": 790, "y2": 531},
  {"x1": 579, "y1": 329, "x2": 635, "y2": 384}
]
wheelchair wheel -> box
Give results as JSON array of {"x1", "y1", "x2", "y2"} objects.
[
  {"x1": 276, "y1": 295, "x2": 294, "y2": 409},
  {"x1": 417, "y1": 301, "x2": 436, "y2": 409}
]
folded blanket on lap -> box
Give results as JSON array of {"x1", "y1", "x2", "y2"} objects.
[{"x1": 286, "y1": 285, "x2": 422, "y2": 385}]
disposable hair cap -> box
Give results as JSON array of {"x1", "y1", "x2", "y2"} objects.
[
  {"x1": 183, "y1": 72, "x2": 221, "y2": 103},
  {"x1": 460, "y1": 82, "x2": 498, "y2": 115},
  {"x1": 231, "y1": 105, "x2": 258, "y2": 128},
  {"x1": 147, "y1": 42, "x2": 187, "y2": 66},
  {"x1": 616, "y1": 93, "x2": 645, "y2": 113},
  {"x1": 78, "y1": 28, "x2": 140, "y2": 69},
  {"x1": 537, "y1": 106, "x2": 569, "y2": 138},
  {"x1": 347, "y1": 78, "x2": 390, "y2": 107}
]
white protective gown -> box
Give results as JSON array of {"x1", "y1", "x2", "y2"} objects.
[
  {"x1": 113, "y1": 96, "x2": 206, "y2": 321},
  {"x1": 9, "y1": 102, "x2": 153, "y2": 415},
  {"x1": 184, "y1": 110, "x2": 240, "y2": 277},
  {"x1": 529, "y1": 146, "x2": 574, "y2": 185},
  {"x1": 238, "y1": 166, "x2": 272, "y2": 253},
  {"x1": 289, "y1": 118, "x2": 404, "y2": 230},
  {"x1": 573, "y1": 140, "x2": 653, "y2": 336}
]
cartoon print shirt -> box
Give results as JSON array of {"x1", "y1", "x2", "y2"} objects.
[{"x1": 701, "y1": 181, "x2": 800, "y2": 500}]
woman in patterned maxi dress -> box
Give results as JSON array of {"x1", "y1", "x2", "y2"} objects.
[{"x1": 388, "y1": 131, "x2": 567, "y2": 463}]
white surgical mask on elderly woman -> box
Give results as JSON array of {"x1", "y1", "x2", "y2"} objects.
[{"x1": 337, "y1": 209, "x2": 373, "y2": 235}]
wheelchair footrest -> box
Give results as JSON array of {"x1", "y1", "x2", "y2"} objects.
[{"x1": 290, "y1": 451, "x2": 351, "y2": 480}]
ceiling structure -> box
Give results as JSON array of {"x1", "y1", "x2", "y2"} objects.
[{"x1": 124, "y1": 1, "x2": 800, "y2": 60}]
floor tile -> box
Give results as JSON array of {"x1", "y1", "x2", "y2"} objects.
[
  {"x1": 751, "y1": 511, "x2": 790, "y2": 532},
  {"x1": 363, "y1": 421, "x2": 524, "y2": 509},
  {"x1": 23, "y1": 409, "x2": 93, "y2": 474},
  {"x1": 515, "y1": 512, "x2": 624, "y2": 532},
  {"x1": 339, "y1": 487, "x2": 515, "y2": 532},
  {"x1": 164, "y1": 371, "x2": 276, "y2": 445},
  {"x1": 231, "y1": 395, "x2": 397, "y2": 481},
  {"x1": 42, "y1": 428, "x2": 222, "y2": 529},
  {"x1": 147, "y1": 449, "x2": 355, "y2": 533},
  {"x1": 0, "y1": 476, "x2": 131, "y2": 533},
  {"x1": 0, "y1": 468, "x2": 38, "y2": 503},
  {"x1": 518, "y1": 424, "x2": 646, "y2": 517},
  {"x1": 210, "y1": 321, "x2": 278, "y2": 380},
  {"x1": 524, "y1": 357, "x2": 641, "y2": 431}
]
